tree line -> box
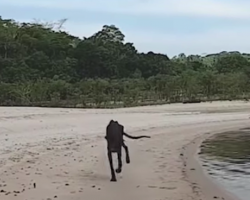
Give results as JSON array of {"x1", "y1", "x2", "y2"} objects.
[{"x1": 0, "y1": 17, "x2": 250, "y2": 108}]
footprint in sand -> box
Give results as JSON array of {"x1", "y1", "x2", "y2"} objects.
[
  {"x1": 148, "y1": 186, "x2": 177, "y2": 190},
  {"x1": 159, "y1": 186, "x2": 177, "y2": 190},
  {"x1": 148, "y1": 185, "x2": 157, "y2": 188}
]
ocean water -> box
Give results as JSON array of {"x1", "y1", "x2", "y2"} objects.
[
  {"x1": 200, "y1": 158, "x2": 250, "y2": 200},
  {"x1": 199, "y1": 129, "x2": 250, "y2": 200}
]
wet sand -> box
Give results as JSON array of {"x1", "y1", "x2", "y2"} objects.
[{"x1": 0, "y1": 101, "x2": 250, "y2": 200}]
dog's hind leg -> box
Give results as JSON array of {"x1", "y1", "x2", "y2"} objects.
[
  {"x1": 116, "y1": 150, "x2": 122, "y2": 173},
  {"x1": 122, "y1": 142, "x2": 130, "y2": 164},
  {"x1": 108, "y1": 151, "x2": 116, "y2": 182}
]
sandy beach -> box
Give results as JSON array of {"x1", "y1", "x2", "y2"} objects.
[{"x1": 0, "y1": 101, "x2": 250, "y2": 200}]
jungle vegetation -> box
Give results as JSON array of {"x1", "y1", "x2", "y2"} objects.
[{"x1": 1, "y1": 17, "x2": 250, "y2": 108}]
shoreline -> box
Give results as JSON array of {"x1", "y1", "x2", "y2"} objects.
[
  {"x1": 182, "y1": 128, "x2": 245, "y2": 200},
  {"x1": 0, "y1": 99, "x2": 249, "y2": 110}
]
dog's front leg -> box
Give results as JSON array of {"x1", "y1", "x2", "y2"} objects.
[
  {"x1": 116, "y1": 150, "x2": 122, "y2": 173},
  {"x1": 108, "y1": 151, "x2": 116, "y2": 182}
]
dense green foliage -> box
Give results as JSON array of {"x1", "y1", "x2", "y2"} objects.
[{"x1": 0, "y1": 17, "x2": 250, "y2": 108}]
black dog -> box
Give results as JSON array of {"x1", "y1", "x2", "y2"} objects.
[{"x1": 105, "y1": 120, "x2": 151, "y2": 182}]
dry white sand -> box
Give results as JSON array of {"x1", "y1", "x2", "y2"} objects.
[{"x1": 0, "y1": 101, "x2": 250, "y2": 200}]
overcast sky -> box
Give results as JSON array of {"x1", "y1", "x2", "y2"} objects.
[{"x1": 1, "y1": 0, "x2": 250, "y2": 57}]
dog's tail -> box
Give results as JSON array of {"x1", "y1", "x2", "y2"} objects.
[{"x1": 123, "y1": 132, "x2": 151, "y2": 139}]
